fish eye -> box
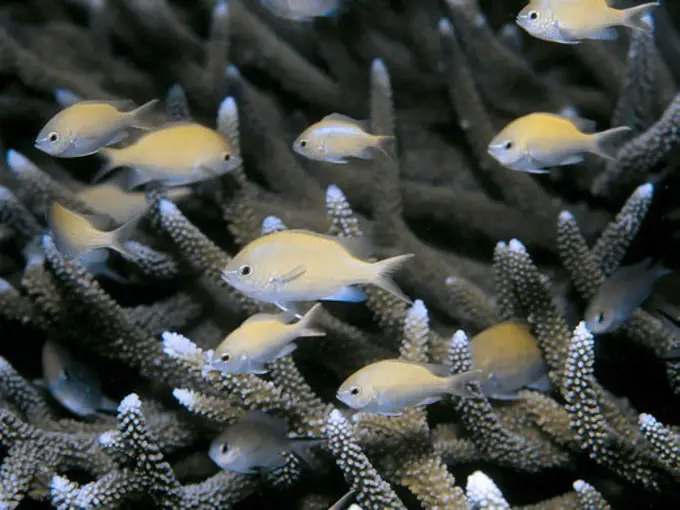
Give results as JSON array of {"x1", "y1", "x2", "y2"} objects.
[
  {"x1": 223, "y1": 153, "x2": 231, "y2": 161},
  {"x1": 61, "y1": 368, "x2": 71, "y2": 381},
  {"x1": 299, "y1": 140, "x2": 308, "y2": 148},
  {"x1": 349, "y1": 387, "x2": 360, "y2": 396},
  {"x1": 596, "y1": 311, "x2": 605, "y2": 323},
  {"x1": 220, "y1": 443, "x2": 229, "y2": 454},
  {"x1": 220, "y1": 352, "x2": 231, "y2": 362},
  {"x1": 504, "y1": 141, "x2": 513, "y2": 150},
  {"x1": 528, "y1": 10, "x2": 539, "y2": 21},
  {"x1": 238, "y1": 265, "x2": 253, "y2": 277},
  {"x1": 48, "y1": 132, "x2": 59, "y2": 143}
]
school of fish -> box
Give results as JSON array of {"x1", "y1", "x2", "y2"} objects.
[{"x1": 28, "y1": 0, "x2": 678, "y2": 490}]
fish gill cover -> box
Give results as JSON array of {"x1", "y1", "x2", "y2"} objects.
[{"x1": 0, "y1": 0, "x2": 679, "y2": 509}]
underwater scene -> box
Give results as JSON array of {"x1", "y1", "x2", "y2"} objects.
[{"x1": 1, "y1": 0, "x2": 680, "y2": 508}]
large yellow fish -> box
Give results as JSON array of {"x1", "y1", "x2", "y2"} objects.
[
  {"x1": 211, "y1": 303, "x2": 326, "y2": 374},
  {"x1": 487, "y1": 112, "x2": 631, "y2": 173},
  {"x1": 35, "y1": 99, "x2": 158, "y2": 158},
  {"x1": 220, "y1": 230, "x2": 413, "y2": 309},
  {"x1": 293, "y1": 113, "x2": 393, "y2": 164},
  {"x1": 47, "y1": 202, "x2": 140, "y2": 261},
  {"x1": 516, "y1": 0, "x2": 659, "y2": 44},
  {"x1": 93, "y1": 122, "x2": 241, "y2": 188},
  {"x1": 336, "y1": 359, "x2": 484, "y2": 415},
  {"x1": 470, "y1": 322, "x2": 551, "y2": 400}
]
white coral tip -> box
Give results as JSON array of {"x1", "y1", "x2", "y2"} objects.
[
  {"x1": 98, "y1": 430, "x2": 118, "y2": 447},
  {"x1": 213, "y1": 0, "x2": 228, "y2": 17},
  {"x1": 173, "y1": 388, "x2": 196, "y2": 407},
  {"x1": 158, "y1": 198, "x2": 179, "y2": 215},
  {"x1": 635, "y1": 182, "x2": 654, "y2": 198},
  {"x1": 639, "y1": 413, "x2": 658, "y2": 428},
  {"x1": 558, "y1": 210, "x2": 575, "y2": 222},
  {"x1": 50, "y1": 474, "x2": 76, "y2": 494},
  {"x1": 118, "y1": 393, "x2": 141, "y2": 413},
  {"x1": 406, "y1": 299, "x2": 428, "y2": 322},
  {"x1": 326, "y1": 184, "x2": 345, "y2": 201},
  {"x1": 466, "y1": 470, "x2": 506, "y2": 505},
  {"x1": 451, "y1": 330, "x2": 469, "y2": 347},
  {"x1": 508, "y1": 238, "x2": 526, "y2": 252},
  {"x1": 261, "y1": 216, "x2": 286, "y2": 234},
  {"x1": 162, "y1": 331, "x2": 200, "y2": 358},
  {"x1": 218, "y1": 96, "x2": 237, "y2": 118},
  {"x1": 6, "y1": 149, "x2": 34, "y2": 173}
]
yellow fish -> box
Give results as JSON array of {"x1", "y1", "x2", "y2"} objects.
[
  {"x1": 211, "y1": 303, "x2": 326, "y2": 374},
  {"x1": 220, "y1": 230, "x2": 413, "y2": 309},
  {"x1": 35, "y1": 99, "x2": 158, "y2": 158},
  {"x1": 336, "y1": 359, "x2": 484, "y2": 415},
  {"x1": 93, "y1": 122, "x2": 241, "y2": 188},
  {"x1": 487, "y1": 112, "x2": 631, "y2": 173},
  {"x1": 469, "y1": 322, "x2": 551, "y2": 400},
  {"x1": 516, "y1": 0, "x2": 659, "y2": 44},
  {"x1": 47, "y1": 201, "x2": 140, "y2": 261},
  {"x1": 76, "y1": 177, "x2": 191, "y2": 224},
  {"x1": 293, "y1": 113, "x2": 393, "y2": 164}
]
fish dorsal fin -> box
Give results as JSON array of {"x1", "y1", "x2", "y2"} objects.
[
  {"x1": 287, "y1": 230, "x2": 373, "y2": 260},
  {"x1": 72, "y1": 99, "x2": 137, "y2": 111},
  {"x1": 242, "y1": 411, "x2": 288, "y2": 433},
  {"x1": 242, "y1": 312, "x2": 280, "y2": 325},
  {"x1": 556, "y1": 107, "x2": 597, "y2": 133},
  {"x1": 423, "y1": 363, "x2": 451, "y2": 378},
  {"x1": 322, "y1": 113, "x2": 369, "y2": 131}
]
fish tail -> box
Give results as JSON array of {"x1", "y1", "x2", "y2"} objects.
[
  {"x1": 370, "y1": 253, "x2": 415, "y2": 303},
  {"x1": 444, "y1": 368, "x2": 485, "y2": 398},
  {"x1": 290, "y1": 438, "x2": 326, "y2": 467},
  {"x1": 127, "y1": 98, "x2": 159, "y2": 130},
  {"x1": 621, "y1": 2, "x2": 659, "y2": 33},
  {"x1": 591, "y1": 126, "x2": 633, "y2": 161},
  {"x1": 92, "y1": 147, "x2": 120, "y2": 183},
  {"x1": 297, "y1": 303, "x2": 327, "y2": 338},
  {"x1": 107, "y1": 214, "x2": 144, "y2": 260}
]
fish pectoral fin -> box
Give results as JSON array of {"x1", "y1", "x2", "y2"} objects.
[
  {"x1": 249, "y1": 364, "x2": 270, "y2": 374},
  {"x1": 488, "y1": 391, "x2": 521, "y2": 401},
  {"x1": 552, "y1": 23, "x2": 581, "y2": 44},
  {"x1": 322, "y1": 113, "x2": 369, "y2": 131},
  {"x1": 325, "y1": 156, "x2": 349, "y2": 164},
  {"x1": 273, "y1": 343, "x2": 297, "y2": 360},
  {"x1": 272, "y1": 265, "x2": 307, "y2": 287},
  {"x1": 415, "y1": 396, "x2": 443, "y2": 407},
  {"x1": 555, "y1": 154, "x2": 585, "y2": 166},
  {"x1": 377, "y1": 411, "x2": 402, "y2": 417},
  {"x1": 323, "y1": 286, "x2": 367, "y2": 303},
  {"x1": 104, "y1": 131, "x2": 129, "y2": 147}
]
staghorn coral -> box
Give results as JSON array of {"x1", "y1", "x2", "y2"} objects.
[{"x1": 0, "y1": 0, "x2": 678, "y2": 508}]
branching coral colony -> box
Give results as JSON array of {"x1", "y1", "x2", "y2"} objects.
[{"x1": 0, "y1": 0, "x2": 679, "y2": 508}]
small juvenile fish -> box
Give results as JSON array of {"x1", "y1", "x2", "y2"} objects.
[
  {"x1": 293, "y1": 113, "x2": 393, "y2": 164},
  {"x1": 221, "y1": 230, "x2": 413, "y2": 310},
  {"x1": 42, "y1": 339, "x2": 118, "y2": 418},
  {"x1": 211, "y1": 303, "x2": 326, "y2": 375},
  {"x1": 336, "y1": 359, "x2": 484, "y2": 415},
  {"x1": 208, "y1": 411, "x2": 324, "y2": 474},
  {"x1": 516, "y1": 0, "x2": 659, "y2": 44},
  {"x1": 76, "y1": 178, "x2": 191, "y2": 224},
  {"x1": 470, "y1": 322, "x2": 551, "y2": 400},
  {"x1": 585, "y1": 258, "x2": 671, "y2": 334},
  {"x1": 93, "y1": 122, "x2": 241, "y2": 188},
  {"x1": 260, "y1": 0, "x2": 341, "y2": 21},
  {"x1": 35, "y1": 99, "x2": 158, "y2": 158},
  {"x1": 47, "y1": 202, "x2": 140, "y2": 261},
  {"x1": 488, "y1": 112, "x2": 631, "y2": 173}
]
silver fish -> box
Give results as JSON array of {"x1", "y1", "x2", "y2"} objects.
[
  {"x1": 211, "y1": 303, "x2": 325, "y2": 375},
  {"x1": 35, "y1": 99, "x2": 158, "y2": 158},
  {"x1": 336, "y1": 359, "x2": 484, "y2": 415},
  {"x1": 93, "y1": 121, "x2": 241, "y2": 189},
  {"x1": 220, "y1": 229, "x2": 413, "y2": 310},
  {"x1": 260, "y1": 0, "x2": 341, "y2": 21},
  {"x1": 585, "y1": 258, "x2": 671, "y2": 334},
  {"x1": 293, "y1": 113, "x2": 393, "y2": 164},
  {"x1": 208, "y1": 411, "x2": 324, "y2": 474},
  {"x1": 47, "y1": 202, "x2": 140, "y2": 261},
  {"x1": 41, "y1": 339, "x2": 118, "y2": 418}
]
